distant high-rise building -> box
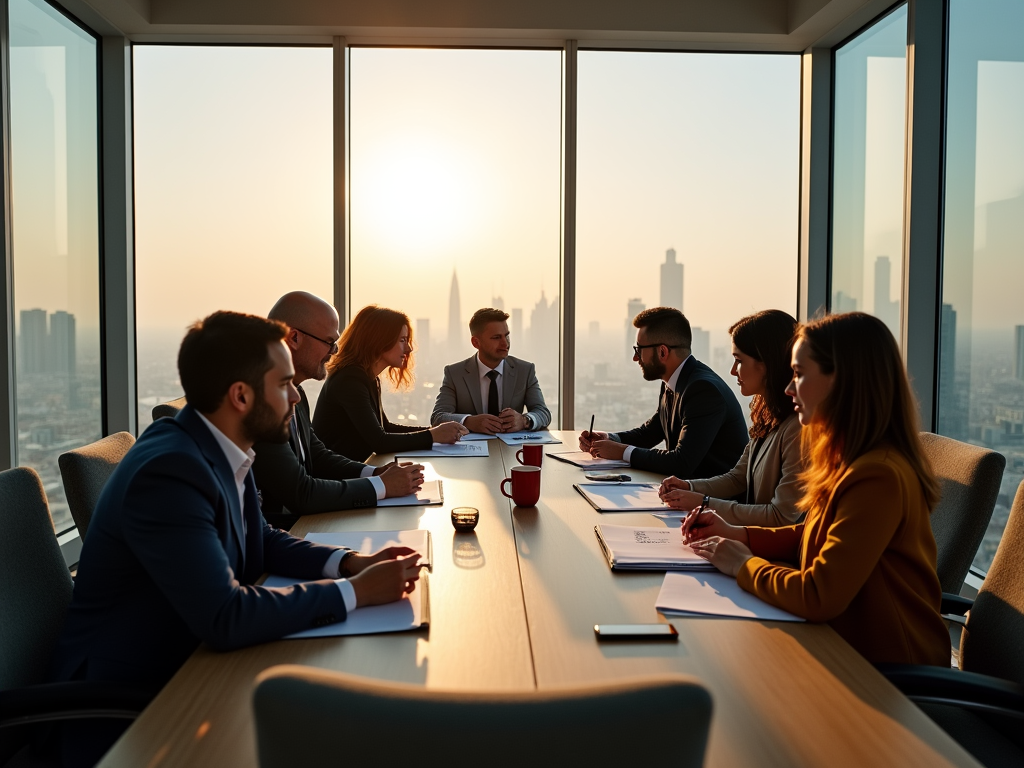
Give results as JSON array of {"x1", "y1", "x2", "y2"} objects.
[
  {"x1": 491, "y1": 295, "x2": 504, "y2": 311},
  {"x1": 691, "y1": 327, "x2": 710, "y2": 363},
  {"x1": 528, "y1": 291, "x2": 559, "y2": 369},
  {"x1": 1015, "y1": 325, "x2": 1024, "y2": 382},
  {"x1": 625, "y1": 298, "x2": 645, "y2": 352},
  {"x1": 832, "y1": 291, "x2": 857, "y2": 313},
  {"x1": 416, "y1": 318, "x2": 431, "y2": 356},
  {"x1": 873, "y1": 256, "x2": 900, "y2": 337},
  {"x1": 511, "y1": 308, "x2": 523, "y2": 343},
  {"x1": 660, "y1": 248, "x2": 683, "y2": 310},
  {"x1": 20, "y1": 309, "x2": 47, "y2": 374},
  {"x1": 447, "y1": 270, "x2": 462, "y2": 349},
  {"x1": 937, "y1": 304, "x2": 967, "y2": 440},
  {"x1": 49, "y1": 310, "x2": 76, "y2": 375}
]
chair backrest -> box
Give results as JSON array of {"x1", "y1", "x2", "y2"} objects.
[
  {"x1": 920, "y1": 432, "x2": 1005, "y2": 593},
  {"x1": 0, "y1": 467, "x2": 73, "y2": 691},
  {"x1": 960, "y1": 478, "x2": 1024, "y2": 686},
  {"x1": 151, "y1": 396, "x2": 187, "y2": 422},
  {"x1": 253, "y1": 665, "x2": 712, "y2": 768},
  {"x1": 58, "y1": 431, "x2": 136, "y2": 539}
]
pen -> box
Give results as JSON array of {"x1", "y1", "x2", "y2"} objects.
[
  {"x1": 698, "y1": 495, "x2": 710, "y2": 515},
  {"x1": 589, "y1": 414, "x2": 595, "y2": 442}
]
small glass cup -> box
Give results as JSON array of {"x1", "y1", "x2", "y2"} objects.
[{"x1": 451, "y1": 506, "x2": 480, "y2": 532}]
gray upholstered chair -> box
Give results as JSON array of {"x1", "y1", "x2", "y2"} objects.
[
  {"x1": 253, "y1": 665, "x2": 712, "y2": 768},
  {"x1": 921, "y1": 432, "x2": 1005, "y2": 594},
  {"x1": 152, "y1": 396, "x2": 187, "y2": 421},
  {"x1": 58, "y1": 431, "x2": 136, "y2": 539},
  {"x1": 0, "y1": 468, "x2": 150, "y2": 763},
  {"x1": 881, "y1": 477, "x2": 1024, "y2": 767}
]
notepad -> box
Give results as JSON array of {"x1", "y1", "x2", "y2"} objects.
[
  {"x1": 375, "y1": 479, "x2": 443, "y2": 508},
  {"x1": 549, "y1": 451, "x2": 629, "y2": 469},
  {"x1": 656, "y1": 571, "x2": 804, "y2": 622},
  {"x1": 495, "y1": 431, "x2": 563, "y2": 445},
  {"x1": 303, "y1": 529, "x2": 432, "y2": 568},
  {"x1": 397, "y1": 442, "x2": 489, "y2": 457},
  {"x1": 594, "y1": 524, "x2": 714, "y2": 571},
  {"x1": 575, "y1": 482, "x2": 667, "y2": 512}
]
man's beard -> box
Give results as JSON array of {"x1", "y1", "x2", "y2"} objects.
[
  {"x1": 639, "y1": 356, "x2": 666, "y2": 381},
  {"x1": 243, "y1": 393, "x2": 292, "y2": 444}
]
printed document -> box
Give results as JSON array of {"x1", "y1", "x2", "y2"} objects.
[
  {"x1": 397, "y1": 442, "x2": 489, "y2": 458},
  {"x1": 549, "y1": 451, "x2": 629, "y2": 469},
  {"x1": 375, "y1": 479, "x2": 443, "y2": 508},
  {"x1": 595, "y1": 524, "x2": 714, "y2": 571},
  {"x1": 303, "y1": 529, "x2": 431, "y2": 568},
  {"x1": 495, "y1": 431, "x2": 563, "y2": 445},
  {"x1": 575, "y1": 482, "x2": 666, "y2": 512},
  {"x1": 656, "y1": 571, "x2": 804, "y2": 622}
]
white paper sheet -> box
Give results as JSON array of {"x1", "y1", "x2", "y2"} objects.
[
  {"x1": 549, "y1": 451, "x2": 629, "y2": 469},
  {"x1": 375, "y1": 479, "x2": 443, "y2": 508},
  {"x1": 460, "y1": 433, "x2": 497, "y2": 441},
  {"x1": 495, "y1": 431, "x2": 563, "y2": 445},
  {"x1": 575, "y1": 483, "x2": 666, "y2": 512},
  {"x1": 656, "y1": 571, "x2": 805, "y2": 622},
  {"x1": 397, "y1": 442, "x2": 489, "y2": 458},
  {"x1": 595, "y1": 524, "x2": 713, "y2": 571},
  {"x1": 303, "y1": 529, "x2": 431, "y2": 567}
]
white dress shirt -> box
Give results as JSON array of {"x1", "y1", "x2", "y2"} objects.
[
  {"x1": 197, "y1": 412, "x2": 357, "y2": 611},
  {"x1": 458, "y1": 355, "x2": 535, "y2": 430},
  {"x1": 618, "y1": 355, "x2": 690, "y2": 464}
]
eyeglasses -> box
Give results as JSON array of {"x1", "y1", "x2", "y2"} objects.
[
  {"x1": 294, "y1": 327, "x2": 339, "y2": 355},
  {"x1": 632, "y1": 343, "x2": 681, "y2": 356}
]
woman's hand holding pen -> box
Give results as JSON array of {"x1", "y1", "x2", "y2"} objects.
[
  {"x1": 680, "y1": 506, "x2": 748, "y2": 546},
  {"x1": 681, "y1": 506, "x2": 753, "y2": 577}
]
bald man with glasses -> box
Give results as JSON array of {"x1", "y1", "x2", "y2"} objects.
[
  {"x1": 581, "y1": 306, "x2": 747, "y2": 479},
  {"x1": 252, "y1": 292, "x2": 424, "y2": 529}
]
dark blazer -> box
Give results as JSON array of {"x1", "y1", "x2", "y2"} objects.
[
  {"x1": 430, "y1": 354, "x2": 551, "y2": 428},
  {"x1": 313, "y1": 365, "x2": 433, "y2": 462},
  {"x1": 616, "y1": 357, "x2": 748, "y2": 478},
  {"x1": 51, "y1": 405, "x2": 349, "y2": 692},
  {"x1": 253, "y1": 386, "x2": 378, "y2": 526}
]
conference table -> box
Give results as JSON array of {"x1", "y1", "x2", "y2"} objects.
[{"x1": 98, "y1": 432, "x2": 980, "y2": 768}]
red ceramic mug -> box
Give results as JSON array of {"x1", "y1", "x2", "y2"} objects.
[
  {"x1": 516, "y1": 444, "x2": 543, "y2": 467},
  {"x1": 500, "y1": 465, "x2": 541, "y2": 506}
]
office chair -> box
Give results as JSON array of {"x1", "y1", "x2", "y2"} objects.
[
  {"x1": 58, "y1": 432, "x2": 136, "y2": 539},
  {"x1": 253, "y1": 665, "x2": 713, "y2": 768},
  {"x1": 880, "y1": 477, "x2": 1024, "y2": 768},
  {"x1": 921, "y1": 432, "x2": 1005, "y2": 594},
  {"x1": 151, "y1": 396, "x2": 187, "y2": 421},
  {"x1": 0, "y1": 468, "x2": 151, "y2": 765}
]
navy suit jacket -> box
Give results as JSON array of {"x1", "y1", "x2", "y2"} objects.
[{"x1": 51, "y1": 405, "x2": 349, "y2": 690}]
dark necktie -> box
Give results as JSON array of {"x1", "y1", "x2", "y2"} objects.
[{"x1": 486, "y1": 370, "x2": 500, "y2": 416}]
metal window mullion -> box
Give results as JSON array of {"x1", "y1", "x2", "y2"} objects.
[
  {"x1": 798, "y1": 47, "x2": 833, "y2": 322},
  {"x1": 560, "y1": 40, "x2": 577, "y2": 430},
  {"x1": 902, "y1": 0, "x2": 947, "y2": 431},
  {"x1": 0, "y1": 1, "x2": 15, "y2": 470},
  {"x1": 333, "y1": 37, "x2": 349, "y2": 325}
]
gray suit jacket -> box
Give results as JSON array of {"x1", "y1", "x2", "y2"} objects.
[
  {"x1": 431, "y1": 354, "x2": 551, "y2": 429},
  {"x1": 688, "y1": 413, "x2": 804, "y2": 527}
]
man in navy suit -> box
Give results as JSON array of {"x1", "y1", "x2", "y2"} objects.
[
  {"x1": 581, "y1": 307, "x2": 747, "y2": 479},
  {"x1": 51, "y1": 312, "x2": 421, "y2": 764}
]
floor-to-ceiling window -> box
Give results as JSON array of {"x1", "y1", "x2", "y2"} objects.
[
  {"x1": 938, "y1": 0, "x2": 1024, "y2": 572},
  {"x1": 9, "y1": 0, "x2": 101, "y2": 533},
  {"x1": 133, "y1": 46, "x2": 333, "y2": 430},
  {"x1": 831, "y1": 4, "x2": 908, "y2": 342},
  {"x1": 574, "y1": 51, "x2": 800, "y2": 430},
  {"x1": 348, "y1": 48, "x2": 562, "y2": 427}
]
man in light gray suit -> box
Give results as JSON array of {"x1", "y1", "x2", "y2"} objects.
[{"x1": 431, "y1": 307, "x2": 551, "y2": 434}]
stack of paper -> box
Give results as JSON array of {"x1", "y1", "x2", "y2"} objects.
[
  {"x1": 594, "y1": 524, "x2": 714, "y2": 571},
  {"x1": 304, "y1": 529, "x2": 432, "y2": 568},
  {"x1": 549, "y1": 451, "x2": 629, "y2": 469},
  {"x1": 496, "y1": 431, "x2": 563, "y2": 445},
  {"x1": 398, "y1": 442, "x2": 489, "y2": 458},
  {"x1": 575, "y1": 483, "x2": 666, "y2": 512},
  {"x1": 656, "y1": 571, "x2": 804, "y2": 622},
  {"x1": 376, "y1": 479, "x2": 444, "y2": 508}
]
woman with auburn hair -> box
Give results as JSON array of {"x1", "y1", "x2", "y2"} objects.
[
  {"x1": 680, "y1": 312, "x2": 950, "y2": 666},
  {"x1": 313, "y1": 305, "x2": 467, "y2": 462},
  {"x1": 659, "y1": 309, "x2": 803, "y2": 526}
]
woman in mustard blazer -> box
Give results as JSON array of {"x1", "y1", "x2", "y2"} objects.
[
  {"x1": 681, "y1": 312, "x2": 950, "y2": 667},
  {"x1": 660, "y1": 310, "x2": 802, "y2": 527}
]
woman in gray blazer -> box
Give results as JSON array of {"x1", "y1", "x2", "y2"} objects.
[{"x1": 660, "y1": 309, "x2": 803, "y2": 527}]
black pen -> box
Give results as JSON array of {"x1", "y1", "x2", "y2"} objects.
[{"x1": 588, "y1": 414, "x2": 595, "y2": 443}]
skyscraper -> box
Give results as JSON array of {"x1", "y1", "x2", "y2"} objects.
[
  {"x1": 937, "y1": 304, "x2": 966, "y2": 440},
  {"x1": 511, "y1": 308, "x2": 523, "y2": 343},
  {"x1": 491, "y1": 295, "x2": 504, "y2": 311},
  {"x1": 49, "y1": 310, "x2": 76, "y2": 375},
  {"x1": 625, "y1": 298, "x2": 645, "y2": 352},
  {"x1": 660, "y1": 248, "x2": 683, "y2": 310},
  {"x1": 447, "y1": 270, "x2": 461, "y2": 350},
  {"x1": 691, "y1": 326, "x2": 710, "y2": 363},
  {"x1": 873, "y1": 256, "x2": 899, "y2": 336},
  {"x1": 20, "y1": 309, "x2": 47, "y2": 374},
  {"x1": 416, "y1": 318, "x2": 431, "y2": 357},
  {"x1": 1015, "y1": 325, "x2": 1024, "y2": 382}
]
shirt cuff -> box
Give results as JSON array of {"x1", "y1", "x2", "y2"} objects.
[
  {"x1": 359, "y1": 464, "x2": 375, "y2": 478},
  {"x1": 323, "y1": 548, "x2": 348, "y2": 579},
  {"x1": 622, "y1": 445, "x2": 635, "y2": 463},
  {"x1": 368, "y1": 475, "x2": 386, "y2": 500},
  {"x1": 525, "y1": 413, "x2": 536, "y2": 431},
  {"x1": 458, "y1": 414, "x2": 469, "y2": 425},
  {"x1": 335, "y1": 578, "x2": 358, "y2": 612}
]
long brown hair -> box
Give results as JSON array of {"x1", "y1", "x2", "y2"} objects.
[
  {"x1": 327, "y1": 305, "x2": 415, "y2": 390},
  {"x1": 729, "y1": 309, "x2": 797, "y2": 439},
  {"x1": 797, "y1": 312, "x2": 939, "y2": 513}
]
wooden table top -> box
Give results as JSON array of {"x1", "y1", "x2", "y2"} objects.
[{"x1": 99, "y1": 431, "x2": 979, "y2": 768}]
